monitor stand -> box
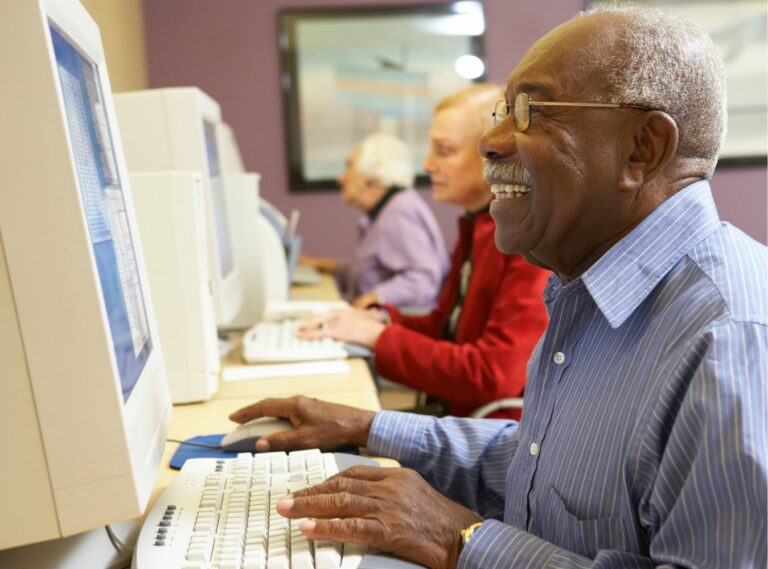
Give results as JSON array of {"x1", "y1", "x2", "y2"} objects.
[{"x1": 0, "y1": 519, "x2": 139, "y2": 569}]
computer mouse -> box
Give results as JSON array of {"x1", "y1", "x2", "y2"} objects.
[{"x1": 220, "y1": 417, "x2": 294, "y2": 452}]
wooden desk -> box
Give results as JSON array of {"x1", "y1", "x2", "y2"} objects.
[
  {"x1": 289, "y1": 273, "x2": 341, "y2": 301},
  {"x1": 151, "y1": 275, "x2": 385, "y2": 499}
]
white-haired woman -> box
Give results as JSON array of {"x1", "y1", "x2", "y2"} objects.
[{"x1": 301, "y1": 132, "x2": 448, "y2": 310}]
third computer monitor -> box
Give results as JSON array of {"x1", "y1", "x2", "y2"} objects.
[{"x1": 114, "y1": 87, "x2": 244, "y2": 327}]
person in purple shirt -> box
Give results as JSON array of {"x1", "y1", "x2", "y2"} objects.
[{"x1": 301, "y1": 132, "x2": 449, "y2": 310}]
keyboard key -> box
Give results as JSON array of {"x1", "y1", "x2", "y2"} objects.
[
  {"x1": 185, "y1": 549, "x2": 207, "y2": 561},
  {"x1": 341, "y1": 543, "x2": 367, "y2": 569},
  {"x1": 315, "y1": 541, "x2": 342, "y2": 569},
  {"x1": 266, "y1": 556, "x2": 290, "y2": 569}
]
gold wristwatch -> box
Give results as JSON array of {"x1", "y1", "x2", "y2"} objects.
[{"x1": 460, "y1": 521, "x2": 484, "y2": 546}]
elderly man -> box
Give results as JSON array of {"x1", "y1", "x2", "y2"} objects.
[
  {"x1": 301, "y1": 132, "x2": 449, "y2": 310},
  {"x1": 299, "y1": 84, "x2": 550, "y2": 419},
  {"x1": 231, "y1": 6, "x2": 767, "y2": 568}
]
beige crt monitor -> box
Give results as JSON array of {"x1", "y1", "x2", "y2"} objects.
[
  {"x1": 217, "y1": 121, "x2": 246, "y2": 173},
  {"x1": 131, "y1": 172, "x2": 220, "y2": 403},
  {"x1": 224, "y1": 172, "x2": 289, "y2": 328},
  {"x1": 114, "y1": 87, "x2": 244, "y2": 328},
  {"x1": 0, "y1": 0, "x2": 171, "y2": 560}
]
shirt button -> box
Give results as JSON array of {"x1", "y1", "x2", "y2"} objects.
[
  {"x1": 553, "y1": 351, "x2": 565, "y2": 364},
  {"x1": 529, "y1": 443, "x2": 539, "y2": 456}
]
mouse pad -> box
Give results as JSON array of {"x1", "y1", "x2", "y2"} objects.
[
  {"x1": 169, "y1": 435, "x2": 237, "y2": 469},
  {"x1": 169, "y1": 435, "x2": 360, "y2": 470}
]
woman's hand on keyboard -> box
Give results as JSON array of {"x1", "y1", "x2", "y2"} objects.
[
  {"x1": 276, "y1": 466, "x2": 483, "y2": 569},
  {"x1": 297, "y1": 308, "x2": 386, "y2": 348},
  {"x1": 229, "y1": 395, "x2": 376, "y2": 452}
]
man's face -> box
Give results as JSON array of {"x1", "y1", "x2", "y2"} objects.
[
  {"x1": 423, "y1": 105, "x2": 488, "y2": 209},
  {"x1": 337, "y1": 147, "x2": 366, "y2": 208},
  {"x1": 479, "y1": 17, "x2": 634, "y2": 275}
]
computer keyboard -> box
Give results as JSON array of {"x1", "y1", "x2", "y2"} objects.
[
  {"x1": 135, "y1": 450, "x2": 364, "y2": 569},
  {"x1": 242, "y1": 320, "x2": 347, "y2": 364},
  {"x1": 291, "y1": 265, "x2": 323, "y2": 286}
]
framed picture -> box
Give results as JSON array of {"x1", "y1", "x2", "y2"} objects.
[
  {"x1": 588, "y1": 0, "x2": 767, "y2": 167},
  {"x1": 278, "y1": 2, "x2": 486, "y2": 192}
]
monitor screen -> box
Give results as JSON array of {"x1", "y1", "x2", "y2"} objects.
[
  {"x1": 203, "y1": 121, "x2": 235, "y2": 278},
  {"x1": 51, "y1": 25, "x2": 152, "y2": 402}
]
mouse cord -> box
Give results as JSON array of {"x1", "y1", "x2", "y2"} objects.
[{"x1": 166, "y1": 438, "x2": 221, "y2": 449}]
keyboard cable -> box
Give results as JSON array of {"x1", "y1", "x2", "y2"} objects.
[{"x1": 104, "y1": 523, "x2": 134, "y2": 566}]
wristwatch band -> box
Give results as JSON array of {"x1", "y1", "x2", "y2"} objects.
[{"x1": 460, "y1": 521, "x2": 484, "y2": 546}]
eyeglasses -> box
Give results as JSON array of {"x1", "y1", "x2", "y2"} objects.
[{"x1": 492, "y1": 92, "x2": 653, "y2": 132}]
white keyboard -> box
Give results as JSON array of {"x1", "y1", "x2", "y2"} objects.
[
  {"x1": 242, "y1": 320, "x2": 347, "y2": 364},
  {"x1": 291, "y1": 265, "x2": 323, "y2": 286},
  {"x1": 134, "y1": 451, "x2": 366, "y2": 569}
]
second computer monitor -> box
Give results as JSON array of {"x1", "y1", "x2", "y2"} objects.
[{"x1": 114, "y1": 87, "x2": 243, "y2": 327}]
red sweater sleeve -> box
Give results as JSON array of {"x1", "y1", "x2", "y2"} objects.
[{"x1": 375, "y1": 250, "x2": 550, "y2": 418}]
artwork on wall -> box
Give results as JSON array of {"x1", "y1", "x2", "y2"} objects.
[
  {"x1": 278, "y1": 2, "x2": 486, "y2": 192},
  {"x1": 589, "y1": 0, "x2": 767, "y2": 167}
]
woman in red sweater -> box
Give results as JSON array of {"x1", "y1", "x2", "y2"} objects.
[{"x1": 300, "y1": 85, "x2": 549, "y2": 419}]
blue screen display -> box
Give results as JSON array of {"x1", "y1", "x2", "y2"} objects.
[{"x1": 51, "y1": 26, "x2": 152, "y2": 402}]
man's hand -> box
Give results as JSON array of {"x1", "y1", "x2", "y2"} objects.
[
  {"x1": 228, "y1": 396, "x2": 375, "y2": 452},
  {"x1": 277, "y1": 466, "x2": 482, "y2": 569},
  {"x1": 297, "y1": 308, "x2": 386, "y2": 348}
]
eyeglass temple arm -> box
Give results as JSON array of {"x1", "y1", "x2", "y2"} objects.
[
  {"x1": 531, "y1": 101, "x2": 620, "y2": 109},
  {"x1": 531, "y1": 101, "x2": 650, "y2": 111}
]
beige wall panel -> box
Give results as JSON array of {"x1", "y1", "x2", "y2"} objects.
[{"x1": 80, "y1": 0, "x2": 148, "y2": 91}]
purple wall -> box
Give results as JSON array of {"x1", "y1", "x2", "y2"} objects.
[{"x1": 144, "y1": 0, "x2": 767, "y2": 259}]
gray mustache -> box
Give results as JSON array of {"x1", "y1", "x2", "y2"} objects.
[{"x1": 483, "y1": 160, "x2": 533, "y2": 186}]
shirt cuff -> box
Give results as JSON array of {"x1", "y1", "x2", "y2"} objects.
[
  {"x1": 371, "y1": 289, "x2": 386, "y2": 305},
  {"x1": 367, "y1": 411, "x2": 437, "y2": 466},
  {"x1": 366, "y1": 303, "x2": 392, "y2": 324},
  {"x1": 458, "y1": 520, "x2": 591, "y2": 569}
]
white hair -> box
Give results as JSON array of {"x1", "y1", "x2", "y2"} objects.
[
  {"x1": 354, "y1": 132, "x2": 414, "y2": 188},
  {"x1": 436, "y1": 83, "x2": 505, "y2": 138},
  {"x1": 580, "y1": 4, "x2": 727, "y2": 178}
]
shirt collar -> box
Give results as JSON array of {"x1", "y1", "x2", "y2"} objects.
[
  {"x1": 366, "y1": 186, "x2": 404, "y2": 222},
  {"x1": 463, "y1": 203, "x2": 491, "y2": 220},
  {"x1": 574, "y1": 180, "x2": 721, "y2": 328}
]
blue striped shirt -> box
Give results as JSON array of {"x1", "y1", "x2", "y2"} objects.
[{"x1": 368, "y1": 181, "x2": 767, "y2": 568}]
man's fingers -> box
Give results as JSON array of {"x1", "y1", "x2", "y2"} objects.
[
  {"x1": 228, "y1": 397, "x2": 299, "y2": 423},
  {"x1": 333, "y1": 465, "x2": 391, "y2": 481},
  {"x1": 278, "y1": 491, "x2": 378, "y2": 520},
  {"x1": 228, "y1": 401, "x2": 267, "y2": 423},
  {"x1": 258, "y1": 428, "x2": 316, "y2": 452},
  {"x1": 290, "y1": 473, "x2": 359, "y2": 499},
  {"x1": 288, "y1": 475, "x2": 379, "y2": 503},
  {"x1": 299, "y1": 517, "x2": 385, "y2": 545}
]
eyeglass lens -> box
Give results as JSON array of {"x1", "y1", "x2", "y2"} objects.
[{"x1": 493, "y1": 93, "x2": 531, "y2": 131}]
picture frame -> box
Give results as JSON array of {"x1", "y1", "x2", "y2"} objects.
[
  {"x1": 588, "y1": 0, "x2": 767, "y2": 167},
  {"x1": 278, "y1": 2, "x2": 487, "y2": 192}
]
